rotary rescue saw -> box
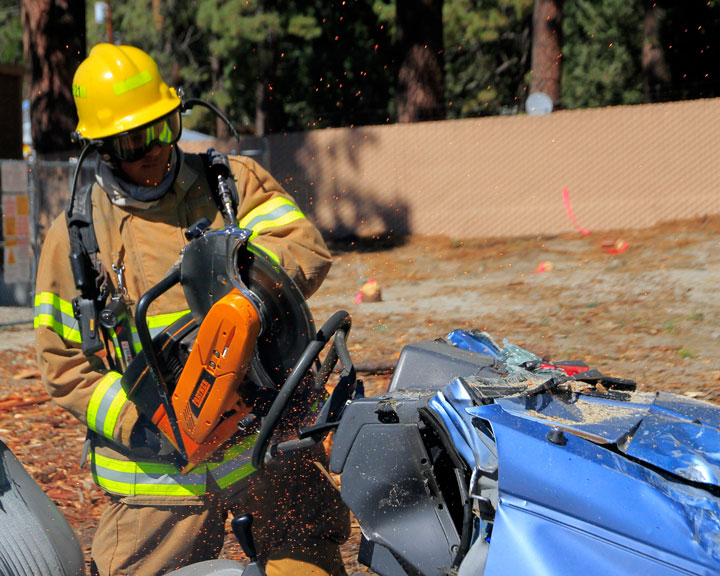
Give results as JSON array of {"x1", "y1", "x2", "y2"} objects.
[{"x1": 117, "y1": 155, "x2": 316, "y2": 473}]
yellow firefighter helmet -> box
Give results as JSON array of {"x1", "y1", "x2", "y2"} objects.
[{"x1": 72, "y1": 43, "x2": 180, "y2": 140}]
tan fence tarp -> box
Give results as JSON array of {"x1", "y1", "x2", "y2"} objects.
[{"x1": 266, "y1": 97, "x2": 720, "y2": 239}]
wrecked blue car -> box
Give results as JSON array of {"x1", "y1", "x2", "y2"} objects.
[{"x1": 329, "y1": 329, "x2": 720, "y2": 575}]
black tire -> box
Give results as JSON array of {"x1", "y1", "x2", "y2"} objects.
[{"x1": 0, "y1": 440, "x2": 85, "y2": 576}]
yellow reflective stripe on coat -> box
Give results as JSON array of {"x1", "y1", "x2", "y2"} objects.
[
  {"x1": 238, "y1": 197, "x2": 305, "y2": 238},
  {"x1": 90, "y1": 434, "x2": 258, "y2": 497},
  {"x1": 87, "y1": 372, "x2": 127, "y2": 440},
  {"x1": 247, "y1": 242, "x2": 280, "y2": 264},
  {"x1": 147, "y1": 310, "x2": 191, "y2": 338},
  {"x1": 33, "y1": 292, "x2": 81, "y2": 343},
  {"x1": 90, "y1": 452, "x2": 206, "y2": 497},
  {"x1": 207, "y1": 434, "x2": 257, "y2": 489},
  {"x1": 32, "y1": 295, "x2": 187, "y2": 346},
  {"x1": 109, "y1": 309, "x2": 189, "y2": 367}
]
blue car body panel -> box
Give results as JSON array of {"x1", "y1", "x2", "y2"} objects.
[
  {"x1": 626, "y1": 393, "x2": 720, "y2": 486},
  {"x1": 467, "y1": 403, "x2": 720, "y2": 575},
  {"x1": 432, "y1": 330, "x2": 720, "y2": 575}
]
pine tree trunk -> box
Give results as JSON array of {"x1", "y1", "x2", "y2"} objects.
[
  {"x1": 253, "y1": 0, "x2": 272, "y2": 136},
  {"x1": 210, "y1": 51, "x2": 230, "y2": 140},
  {"x1": 254, "y1": 79, "x2": 266, "y2": 137},
  {"x1": 642, "y1": 0, "x2": 670, "y2": 102},
  {"x1": 396, "y1": 0, "x2": 445, "y2": 123},
  {"x1": 529, "y1": 0, "x2": 563, "y2": 106},
  {"x1": 21, "y1": 0, "x2": 85, "y2": 156}
]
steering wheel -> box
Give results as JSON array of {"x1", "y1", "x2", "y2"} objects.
[{"x1": 251, "y1": 310, "x2": 355, "y2": 469}]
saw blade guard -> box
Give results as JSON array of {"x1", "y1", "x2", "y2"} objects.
[{"x1": 179, "y1": 225, "x2": 316, "y2": 390}]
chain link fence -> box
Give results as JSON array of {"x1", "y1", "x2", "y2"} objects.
[{"x1": 267, "y1": 97, "x2": 720, "y2": 240}]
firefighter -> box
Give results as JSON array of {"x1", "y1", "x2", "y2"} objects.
[{"x1": 34, "y1": 44, "x2": 349, "y2": 576}]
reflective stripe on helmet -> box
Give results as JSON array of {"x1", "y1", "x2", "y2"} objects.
[
  {"x1": 87, "y1": 371, "x2": 127, "y2": 440},
  {"x1": 113, "y1": 69, "x2": 153, "y2": 96},
  {"x1": 33, "y1": 292, "x2": 81, "y2": 343}
]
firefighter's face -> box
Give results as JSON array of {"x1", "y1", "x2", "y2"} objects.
[{"x1": 119, "y1": 143, "x2": 173, "y2": 187}]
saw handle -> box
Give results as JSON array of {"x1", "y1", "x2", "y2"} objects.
[
  {"x1": 251, "y1": 310, "x2": 353, "y2": 469},
  {"x1": 134, "y1": 264, "x2": 188, "y2": 458},
  {"x1": 135, "y1": 265, "x2": 180, "y2": 383},
  {"x1": 231, "y1": 514, "x2": 258, "y2": 562}
]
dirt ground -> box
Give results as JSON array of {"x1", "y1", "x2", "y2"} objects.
[
  {"x1": 1, "y1": 215, "x2": 718, "y2": 573},
  {"x1": 315, "y1": 214, "x2": 720, "y2": 401}
]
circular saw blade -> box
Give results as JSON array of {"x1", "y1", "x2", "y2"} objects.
[
  {"x1": 180, "y1": 226, "x2": 315, "y2": 390},
  {"x1": 243, "y1": 246, "x2": 315, "y2": 389}
]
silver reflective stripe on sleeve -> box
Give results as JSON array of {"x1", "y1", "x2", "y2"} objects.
[
  {"x1": 238, "y1": 197, "x2": 305, "y2": 234},
  {"x1": 33, "y1": 292, "x2": 81, "y2": 343},
  {"x1": 87, "y1": 372, "x2": 127, "y2": 441},
  {"x1": 90, "y1": 452, "x2": 207, "y2": 497}
]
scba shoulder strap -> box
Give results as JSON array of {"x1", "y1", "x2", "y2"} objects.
[{"x1": 66, "y1": 182, "x2": 108, "y2": 355}]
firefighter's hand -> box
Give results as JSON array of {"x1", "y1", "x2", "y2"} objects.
[{"x1": 129, "y1": 414, "x2": 177, "y2": 458}]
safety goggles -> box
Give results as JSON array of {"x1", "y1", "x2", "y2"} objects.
[{"x1": 107, "y1": 108, "x2": 182, "y2": 163}]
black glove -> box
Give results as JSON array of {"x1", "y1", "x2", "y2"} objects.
[{"x1": 129, "y1": 414, "x2": 177, "y2": 458}]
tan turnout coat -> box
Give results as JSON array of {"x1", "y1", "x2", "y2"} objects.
[{"x1": 34, "y1": 152, "x2": 332, "y2": 503}]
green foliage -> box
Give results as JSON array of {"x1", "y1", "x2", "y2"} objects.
[
  {"x1": 677, "y1": 348, "x2": 697, "y2": 360},
  {"x1": 0, "y1": 0, "x2": 23, "y2": 66},
  {"x1": 287, "y1": 14, "x2": 321, "y2": 39},
  {"x1": 112, "y1": 0, "x2": 212, "y2": 94},
  {"x1": 561, "y1": 0, "x2": 644, "y2": 109},
  {"x1": 443, "y1": 0, "x2": 533, "y2": 118},
  {"x1": 82, "y1": 0, "x2": 394, "y2": 134},
  {"x1": 193, "y1": 0, "x2": 394, "y2": 133}
]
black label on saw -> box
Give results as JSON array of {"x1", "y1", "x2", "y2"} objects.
[{"x1": 189, "y1": 369, "x2": 216, "y2": 418}]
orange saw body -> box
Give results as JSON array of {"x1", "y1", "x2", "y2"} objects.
[{"x1": 152, "y1": 289, "x2": 260, "y2": 472}]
